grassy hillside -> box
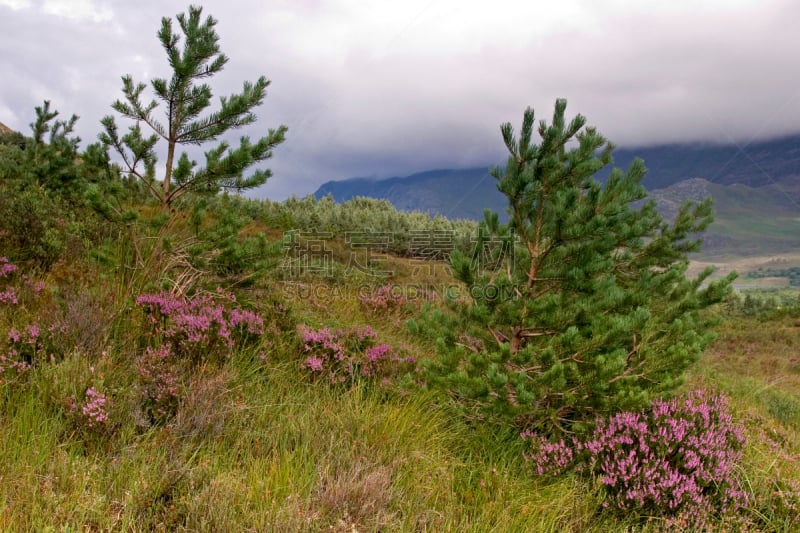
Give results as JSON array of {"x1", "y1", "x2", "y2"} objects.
[
  {"x1": 647, "y1": 179, "x2": 800, "y2": 259},
  {"x1": 2, "y1": 112, "x2": 800, "y2": 530},
  {"x1": 708, "y1": 183, "x2": 800, "y2": 257},
  {"x1": 1, "y1": 187, "x2": 800, "y2": 531}
]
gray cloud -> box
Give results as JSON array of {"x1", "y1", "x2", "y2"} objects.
[{"x1": 1, "y1": 0, "x2": 798, "y2": 200}]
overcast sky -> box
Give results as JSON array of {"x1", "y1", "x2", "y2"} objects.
[{"x1": 1, "y1": 0, "x2": 798, "y2": 199}]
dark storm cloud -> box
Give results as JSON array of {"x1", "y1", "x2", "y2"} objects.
[{"x1": 1, "y1": 0, "x2": 798, "y2": 199}]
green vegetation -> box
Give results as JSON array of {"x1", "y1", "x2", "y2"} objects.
[
  {"x1": 702, "y1": 182, "x2": 800, "y2": 258},
  {"x1": 420, "y1": 100, "x2": 734, "y2": 435},
  {"x1": 2, "y1": 6, "x2": 800, "y2": 531},
  {"x1": 747, "y1": 266, "x2": 800, "y2": 287}
]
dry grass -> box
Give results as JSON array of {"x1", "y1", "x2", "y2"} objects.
[
  {"x1": 313, "y1": 462, "x2": 397, "y2": 530},
  {"x1": 688, "y1": 252, "x2": 800, "y2": 280},
  {"x1": 703, "y1": 315, "x2": 800, "y2": 396}
]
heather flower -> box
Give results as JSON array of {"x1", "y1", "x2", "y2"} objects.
[
  {"x1": 354, "y1": 325, "x2": 378, "y2": 341},
  {"x1": 135, "y1": 292, "x2": 186, "y2": 318},
  {"x1": 0, "y1": 350, "x2": 32, "y2": 380},
  {"x1": 0, "y1": 260, "x2": 47, "y2": 307},
  {"x1": 522, "y1": 390, "x2": 748, "y2": 528},
  {"x1": 358, "y1": 284, "x2": 436, "y2": 314},
  {"x1": 28, "y1": 280, "x2": 46, "y2": 294},
  {"x1": 0, "y1": 257, "x2": 17, "y2": 278},
  {"x1": 521, "y1": 431, "x2": 575, "y2": 476},
  {"x1": 365, "y1": 344, "x2": 392, "y2": 362},
  {"x1": 359, "y1": 284, "x2": 406, "y2": 312},
  {"x1": 303, "y1": 355, "x2": 325, "y2": 372},
  {"x1": 5, "y1": 323, "x2": 45, "y2": 367},
  {"x1": 81, "y1": 387, "x2": 110, "y2": 426},
  {"x1": 136, "y1": 290, "x2": 265, "y2": 363},
  {"x1": 0, "y1": 288, "x2": 17, "y2": 305},
  {"x1": 229, "y1": 308, "x2": 265, "y2": 335},
  {"x1": 299, "y1": 325, "x2": 346, "y2": 361},
  {"x1": 25, "y1": 323, "x2": 40, "y2": 342},
  {"x1": 297, "y1": 324, "x2": 413, "y2": 384}
]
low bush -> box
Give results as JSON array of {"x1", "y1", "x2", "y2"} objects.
[
  {"x1": 298, "y1": 324, "x2": 416, "y2": 385},
  {"x1": 66, "y1": 386, "x2": 111, "y2": 432},
  {"x1": 0, "y1": 257, "x2": 18, "y2": 304},
  {"x1": 522, "y1": 390, "x2": 748, "y2": 529},
  {"x1": 135, "y1": 289, "x2": 265, "y2": 364},
  {"x1": 138, "y1": 344, "x2": 181, "y2": 424}
]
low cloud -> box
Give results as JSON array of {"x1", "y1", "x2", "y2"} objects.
[{"x1": 2, "y1": 0, "x2": 798, "y2": 200}]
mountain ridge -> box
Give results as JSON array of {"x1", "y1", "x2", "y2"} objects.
[
  {"x1": 314, "y1": 133, "x2": 800, "y2": 219},
  {"x1": 313, "y1": 134, "x2": 800, "y2": 257}
]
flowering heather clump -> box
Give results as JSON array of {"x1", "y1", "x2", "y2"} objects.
[
  {"x1": 81, "y1": 387, "x2": 110, "y2": 427},
  {"x1": 0, "y1": 324, "x2": 45, "y2": 379},
  {"x1": 298, "y1": 324, "x2": 416, "y2": 384},
  {"x1": 228, "y1": 308, "x2": 266, "y2": 336},
  {"x1": 0, "y1": 288, "x2": 16, "y2": 305},
  {"x1": 0, "y1": 259, "x2": 48, "y2": 307},
  {"x1": 300, "y1": 326, "x2": 346, "y2": 362},
  {"x1": 364, "y1": 344, "x2": 392, "y2": 363},
  {"x1": 135, "y1": 290, "x2": 265, "y2": 362},
  {"x1": 0, "y1": 257, "x2": 18, "y2": 304},
  {"x1": 520, "y1": 432, "x2": 574, "y2": 477},
  {"x1": 0, "y1": 257, "x2": 17, "y2": 278},
  {"x1": 139, "y1": 344, "x2": 180, "y2": 423},
  {"x1": 0, "y1": 345, "x2": 31, "y2": 381},
  {"x1": 67, "y1": 386, "x2": 111, "y2": 431},
  {"x1": 522, "y1": 390, "x2": 748, "y2": 528},
  {"x1": 359, "y1": 284, "x2": 408, "y2": 313}
]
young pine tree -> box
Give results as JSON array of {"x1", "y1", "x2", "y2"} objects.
[
  {"x1": 0, "y1": 101, "x2": 117, "y2": 202},
  {"x1": 420, "y1": 99, "x2": 735, "y2": 435},
  {"x1": 100, "y1": 5, "x2": 287, "y2": 208}
]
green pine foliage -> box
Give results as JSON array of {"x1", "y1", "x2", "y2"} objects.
[
  {"x1": 0, "y1": 101, "x2": 121, "y2": 205},
  {"x1": 188, "y1": 195, "x2": 287, "y2": 283},
  {"x1": 420, "y1": 99, "x2": 736, "y2": 434},
  {"x1": 0, "y1": 102, "x2": 127, "y2": 267},
  {"x1": 100, "y1": 5, "x2": 287, "y2": 208}
]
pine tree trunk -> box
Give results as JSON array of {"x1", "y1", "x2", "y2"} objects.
[{"x1": 162, "y1": 139, "x2": 175, "y2": 208}]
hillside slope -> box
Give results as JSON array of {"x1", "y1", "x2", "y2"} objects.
[{"x1": 647, "y1": 178, "x2": 800, "y2": 257}]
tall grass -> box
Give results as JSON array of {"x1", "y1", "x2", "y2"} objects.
[{"x1": 0, "y1": 351, "x2": 604, "y2": 531}]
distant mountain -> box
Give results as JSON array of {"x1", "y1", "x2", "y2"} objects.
[
  {"x1": 314, "y1": 134, "x2": 800, "y2": 257},
  {"x1": 600, "y1": 133, "x2": 800, "y2": 190},
  {"x1": 314, "y1": 167, "x2": 507, "y2": 221},
  {"x1": 0, "y1": 122, "x2": 13, "y2": 135},
  {"x1": 314, "y1": 133, "x2": 800, "y2": 221}
]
